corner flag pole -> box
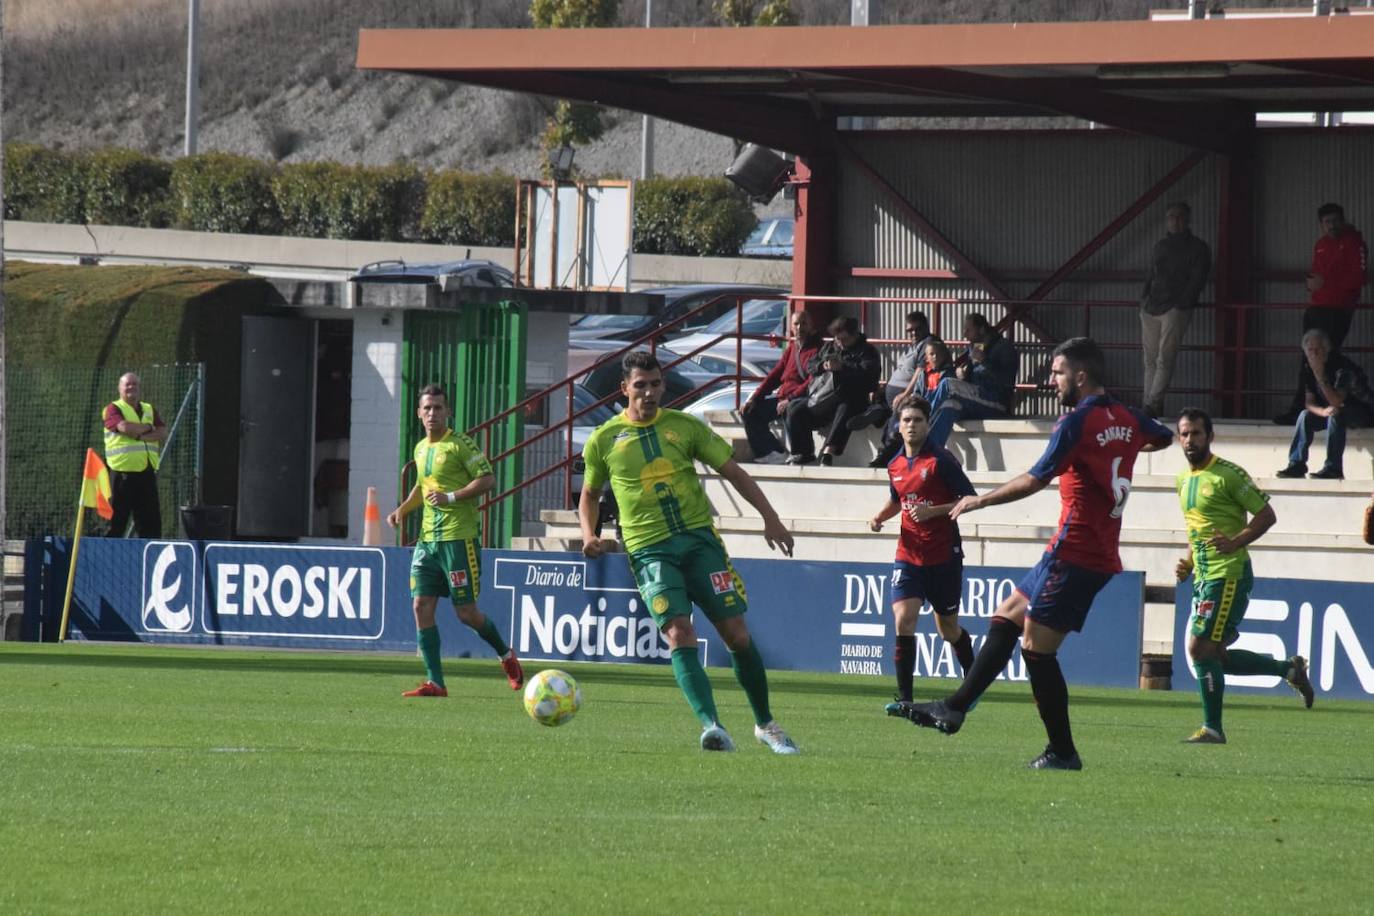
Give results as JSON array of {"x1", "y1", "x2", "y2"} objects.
[
  {"x1": 57, "y1": 495, "x2": 87, "y2": 643},
  {"x1": 60, "y1": 450, "x2": 114, "y2": 642}
]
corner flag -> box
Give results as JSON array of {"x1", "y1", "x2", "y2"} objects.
[{"x1": 82, "y1": 448, "x2": 114, "y2": 520}]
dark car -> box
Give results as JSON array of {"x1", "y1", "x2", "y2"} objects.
[
  {"x1": 568, "y1": 284, "x2": 786, "y2": 342},
  {"x1": 350, "y1": 259, "x2": 515, "y2": 290},
  {"x1": 577, "y1": 345, "x2": 723, "y2": 409}
]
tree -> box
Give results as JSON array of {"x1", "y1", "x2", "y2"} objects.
[
  {"x1": 714, "y1": 0, "x2": 798, "y2": 27},
  {"x1": 530, "y1": 0, "x2": 620, "y2": 171}
]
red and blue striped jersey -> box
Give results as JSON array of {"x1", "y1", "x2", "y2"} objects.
[
  {"x1": 887, "y1": 442, "x2": 976, "y2": 566},
  {"x1": 1027, "y1": 394, "x2": 1173, "y2": 573}
]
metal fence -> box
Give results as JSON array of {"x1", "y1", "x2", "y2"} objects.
[{"x1": 4, "y1": 364, "x2": 203, "y2": 539}]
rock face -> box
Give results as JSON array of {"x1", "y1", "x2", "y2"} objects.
[{"x1": 2, "y1": 0, "x2": 1184, "y2": 175}]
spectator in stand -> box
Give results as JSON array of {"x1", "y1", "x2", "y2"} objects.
[
  {"x1": 1276, "y1": 328, "x2": 1374, "y2": 481},
  {"x1": 740, "y1": 309, "x2": 822, "y2": 465},
  {"x1": 785, "y1": 316, "x2": 881, "y2": 466},
  {"x1": 1277, "y1": 203, "x2": 1369, "y2": 424},
  {"x1": 868, "y1": 335, "x2": 957, "y2": 469},
  {"x1": 925, "y1": 314, "x2": 1019, "y2": 449},
  {"x1": 848, "y1": 311, "x2": 933, "y2": 432},
  {"x1": 1140, "y1": 201, "x2": 1211, "y2": 418},
  {"x1": 924, "y1": 337, "x2": 956, "y2": 396}
]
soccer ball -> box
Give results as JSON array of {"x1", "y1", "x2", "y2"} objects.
[{"x1": 523, "y1": 669, "x2": 582, "y2": 727}]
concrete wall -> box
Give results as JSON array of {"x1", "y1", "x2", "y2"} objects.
[{"x1": 346, "y1": 311, "x2": 406, "y2": 539}]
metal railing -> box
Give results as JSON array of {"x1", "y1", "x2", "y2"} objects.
[
  {"x1": 435, "y1": 292, "x2": 779, "y2": 547},
  {"x1": 457, "y1": 291, "x2": 1368, "y2": 543}
]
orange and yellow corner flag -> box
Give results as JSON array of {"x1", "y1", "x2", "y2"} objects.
[{"x1": 81, "y1": 448, "x2": 114, "y2": 520}]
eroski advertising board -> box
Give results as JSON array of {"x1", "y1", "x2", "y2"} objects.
[{"x1": 53, "y1": 539, "x2": 1144, "y2": 688}]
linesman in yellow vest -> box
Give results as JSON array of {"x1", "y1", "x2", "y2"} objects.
[{"x1": 102, "y1": 372, "x2": 167, "y2": 538}]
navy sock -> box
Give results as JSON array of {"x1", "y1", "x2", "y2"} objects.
[
  {"x1": 952, "y1": 628, "x2": 975, "y2": 673},
  {"x1": 948, "y1": 616, "x2": 1019, "y2": 711},
  {"x1": 894, "y1": 635, "x2": 916, "y2": 702},
  {"x1": 1024, "y1": 648, "x2": 1076, "y2": 758}
]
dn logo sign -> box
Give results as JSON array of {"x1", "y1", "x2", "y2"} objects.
[{"x1": 141, "y1": 542, "x2": 196, "y2": 633}]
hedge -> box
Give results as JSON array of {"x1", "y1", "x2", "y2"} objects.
[
  {"x1": 3, "y1": 144, "x2": 759, "y2": 257},
  {"x1": 633, "y1": 176, "x2": 757, "y2": 257}
]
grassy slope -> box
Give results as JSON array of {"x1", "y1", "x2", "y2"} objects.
[{"x1": 1, "y1": 643, "x2": 1369, "y2": 914}]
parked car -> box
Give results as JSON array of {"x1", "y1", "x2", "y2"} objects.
[
  {"x1": 350, "y1": 259, "x2": 515, "y2": 289},
  {"x1": 740, "y1": 217, "x2": 794, "y2": 258},
  {"x1": 568, "y1": 284, "x2": 785, "y2": 342},
  {"x1": 680, "y1": 380, "x2": 762, "y2": 419},
  {"x1": 666, "y1": 297, "x2": 789, "y2": 375},
  {"x1": 577, "y1": 345, "x2": 723, "y2": 409}
]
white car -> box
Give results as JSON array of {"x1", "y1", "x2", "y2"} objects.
[{"x1": 668, "y1": 298, "x2": 788, "y2": 377}]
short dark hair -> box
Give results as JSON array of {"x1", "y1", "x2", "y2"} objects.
[
  {"x1": 621, "y1": 350, "x2": 661, "y2": 378},
  {"x1": 1317, "y1": 202, "x2": 1344, "y2": 220},
  {"x1": 418, "y1": 383, "x2": 447, "y2": 405},
  {"x1": 828, "y1": 315, "x2": 859, "y2": 336},
  {"x1": 1166, "y1": 201, "x2": 1191, "y2": 217},
  {"x1": 965, "y1": 313, "x2": 990, "y2": 332},
  {"x1": 1177, "y1": 407, "x2": 1212, "y2": 436},
  {"x1": 1052, "y1": 337, "x2": 1105, "y2": 386},
  {"x1": 905, "y1": 311, "x2": 929, "y2": 331},
  {"x1": 898, "y1": 396, "x2": 931, "y2": 420}
]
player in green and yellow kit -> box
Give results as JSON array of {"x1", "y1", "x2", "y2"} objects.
[
  {"x1": 1175, "y1": 408, "x2": 1314, "y2": 743},
  {"x1": 387, "y1": 384, "x2": 524, "y2": 698},
  {"x1": 579, "y1": 351, "x2": 800, "y2": 754}
]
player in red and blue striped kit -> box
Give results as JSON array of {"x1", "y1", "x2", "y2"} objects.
[
  {"x1": 867, "y1": 399, "x2": 978, "y2": 718},
  {"x1": 905, "y1": 338, "x2": 1174, "y2": 770}
]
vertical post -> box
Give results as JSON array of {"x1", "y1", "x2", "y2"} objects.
[
  {"x1": 0, "y1": 22, "x2": 7, "y2": 628},
  {"x1": 640, "y1": 0, "x2": 654, "y2": 180},
  {"x1": 1216, "y1": 139, "x2": 1255, "y2": 418},
  {"x1": 185, "y1": 0, "x2": 201, "y2": 157},
  {"x1": 792, "y1": 155, "x2": 836, "y2": 329}
]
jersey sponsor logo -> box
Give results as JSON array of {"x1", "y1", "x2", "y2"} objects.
[
  {"x1": 449, "y1": 570, "x2": 469, "y2": 589},
  {"x1": 1095, "y1": 425, "x2": 1134, "y2": 447},
  {"x1": 141, "y1": 542, "x2": 196, "y2": 633},
  {"x1": 709, "y1": 570, "x2": 734, "y2": 595},
  {"x1": 435, "y1": 453, "x2": 447, "y2": 465},
  {"x1": 652, "y1": 594, "x2": 670, "y2": 614}
]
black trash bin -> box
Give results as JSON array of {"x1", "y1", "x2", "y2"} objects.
[{"x1": 181, "y1": 505, "x2": 234, "y2": 540}]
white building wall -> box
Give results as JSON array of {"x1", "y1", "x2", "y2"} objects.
[{"x1": 347, "y1": 311, "x2": 406, "y2": 540}]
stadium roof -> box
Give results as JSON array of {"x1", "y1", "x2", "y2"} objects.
[{"x1": 356, "y1": 15, "x2": 1374, "y2": 155}]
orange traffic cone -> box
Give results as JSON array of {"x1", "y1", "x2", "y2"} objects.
[{"x1": 363, "y1": 486, "x2": 382, "y2": 546}]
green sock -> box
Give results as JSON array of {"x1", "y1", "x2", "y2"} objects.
[
  {"x1": 670, "y1": 647, "x2": 719, "y2": 728},
  {"x1": 1222, "y1": 649, "x2": 1290, "y2": 678},
  {"x1": 730, "y1": 640, "x2": 774, "y2": 727},
  {"x1": 418, "y1": 626, "x2": 445, "y2": 688},
  {"x1": 473, "y1": 616, "x2": 509, "y2": 657},
  {"x1": 1194, "y1": 658, "x2": 1224, "y2": 731}
]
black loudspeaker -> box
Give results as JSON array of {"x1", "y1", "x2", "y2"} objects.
[{"x1": 724, "y1": 143, "x2": 792, "y2": 203}]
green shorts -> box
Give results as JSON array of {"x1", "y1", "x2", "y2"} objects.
[
  {"x1": 1189, "y1": 571, "x2": 1253, "y2": 644},
  {"x1": 628, "y1": 528, "x2": 748, "y2": 628},
  {"x1": 410, "y1": 538, "x2": 481, "y2": 605}
]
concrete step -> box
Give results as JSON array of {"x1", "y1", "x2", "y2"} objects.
[
  {"x1": 537, "y1": 508, "x2": 1371, "y2": 589},
  {"x1": 706, "y1": 412, "x2": 1374, "y2": 480},
  {"x1": 692, "y1": 464, "x2": 1371, "y2": 537}
]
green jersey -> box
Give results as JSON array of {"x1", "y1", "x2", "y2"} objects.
[
  {"x1": 413, "y1": 430, "x2": 493, "y2": 542},
  {"x1": 582, "y1": 408, "x2": 734, "y2": 553},
  {"x1": 1177, "y1": 454, "x2": 1269, "y2": 581}
]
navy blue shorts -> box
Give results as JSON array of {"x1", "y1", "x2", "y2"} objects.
[
  {"x1": 890, "y1": 559, "x2": 963, "y2": 615},
  {"x1": 1015, "y1": 552, "x2": 1113, "y2": 633}
]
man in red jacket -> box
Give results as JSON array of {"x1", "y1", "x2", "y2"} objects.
[
  {"x1": 1305, "y1": 202, "x2": 1368, "y2": 350},
  {"x1": 1278, "y1": 203, "x2": 1368, "y2": 424},
  {"x1": 741, "y1": 309, "x2": 821, "y2": 464}
]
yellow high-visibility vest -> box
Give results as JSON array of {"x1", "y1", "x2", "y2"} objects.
[{"x1": 103, "y1": 399, "x2": 161, "y2": 472}]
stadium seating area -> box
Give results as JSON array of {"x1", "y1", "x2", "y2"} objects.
[{"x1": 516, "y1": 414, "x2": 1374, "y2": 655}]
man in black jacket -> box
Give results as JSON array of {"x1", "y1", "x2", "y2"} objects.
[
  {"x1": 925, "y1": 314, "x2": 1018, "y2": 449},
  {"x1": 784, "y1": 316, "x2": 881, "y2": 465},
  {"x1": 1275, "y1": 328, "x2": 1373, "y2": 481}
]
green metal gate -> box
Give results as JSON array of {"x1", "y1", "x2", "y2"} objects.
[{"x1": 400, "y1": 302, "x2": 527, "y2": 548}]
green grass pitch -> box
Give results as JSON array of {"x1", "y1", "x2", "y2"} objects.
[{"x1": 2, "y1": 643, "x2": 1371, "y2": 914}]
